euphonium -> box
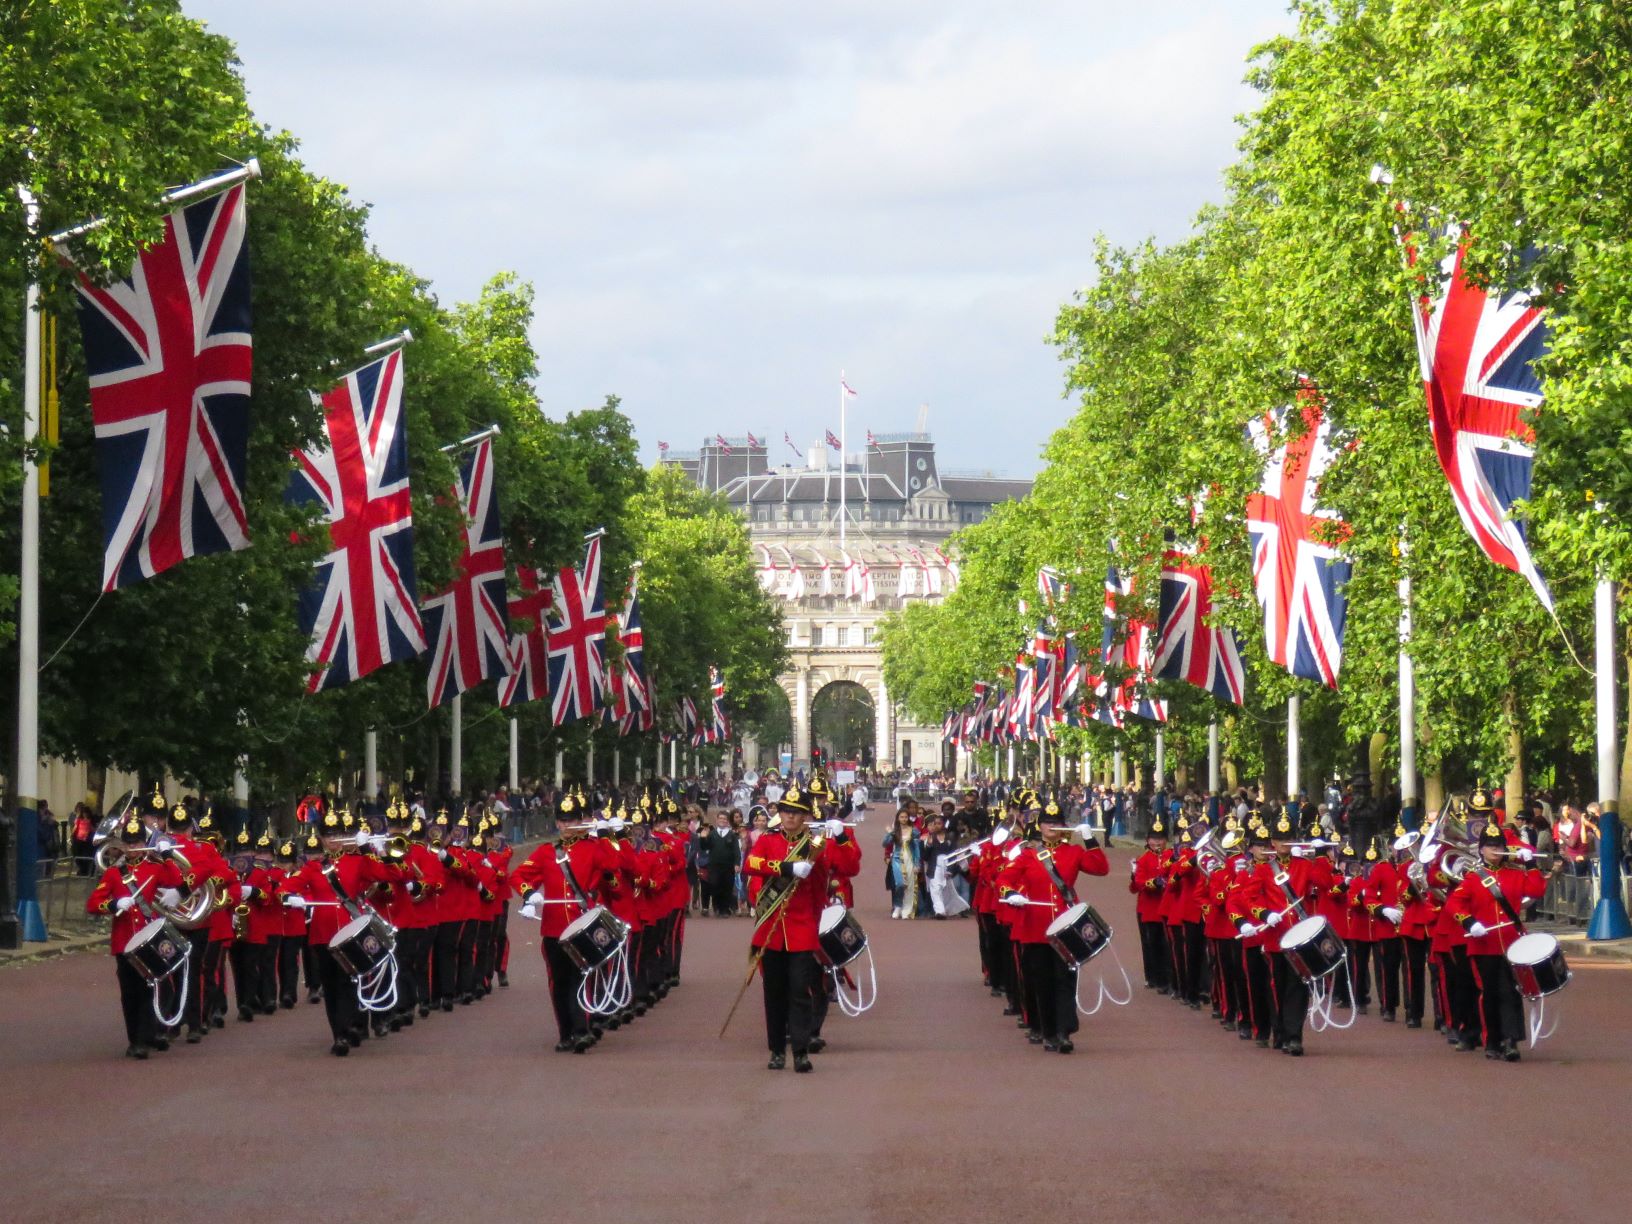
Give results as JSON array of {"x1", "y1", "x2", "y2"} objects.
[{"x1": 384, "y1": 834, "x2": 411, "y2": 864}]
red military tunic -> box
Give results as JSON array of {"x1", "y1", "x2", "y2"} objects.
[
  {"x1": 511, "y1": 838, "x2": 621, "y2": 938},
  {"x1": 996, "y1": 841, "x2": 1110, "y2": 944},
  {"x1": 1131, "y1": 848, "x2": 1167, "y2": 921},
  {"x1": 1357, "y1": 859, "x2": 1402, "y2": 941},
  {"x1": 1447, "y1": 865, "x2": 1547, "y2": 957},
  {"x1": 281, "y1": 853, "x2": 401, "y2": 945},
  {"x1": 87, "y1": 858, "x2": 186, "y2": 954},
  {"x1": 743, "y1": 831, "x2": 854, "y2": 953},
  {"x1": 240, "y1": 865, "x2": 285, "y2": 944}
]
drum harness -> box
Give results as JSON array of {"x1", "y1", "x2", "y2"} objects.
[
  {"x1": 1038, "y1": 845, "x2": 1131, "y2": 1017},
  {"x1": 323, "y1": 862, "x2": 399, "y2": 1015},
  {"x1": 557, "y1": 845, "x2": 632, "y2": 1017}
]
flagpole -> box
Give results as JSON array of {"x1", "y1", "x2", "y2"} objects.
[
  {"x1": 508, "y1": 718, "x2": 520, "y2": 792},
  {"x1": 8, "y1": 185, "x2": 44, "y2": 945},
  {"x1": 838, "y1": 372, "x2": 847, "y2": 552},
  {"x1": 1398, "y1": 566, "x2": 1417, "y2": 824},
  {"x1": 1286, "y1": 694, "x2": 1301, "y2": 809},
  {"x1": 450, "y1": 693, "x2": 463, "y2": 798},
  {"x1": 365, "y1": 729, "x2": 378, "y2": 800},
  {"x1": 1208, "y1": 720, "x2": 1220, "y2": 795},
  {"x1": 1590, "y1": 571, "x2": 1631, "y2": 938}
]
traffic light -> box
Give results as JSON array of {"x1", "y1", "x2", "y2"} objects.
[{"x1": 812, "y1": 746, "x2": 824, "y2": 769}]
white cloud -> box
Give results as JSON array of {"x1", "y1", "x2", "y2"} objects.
[{"x1": 187, "y1": 0, "x2": 1291, "y2": 475}]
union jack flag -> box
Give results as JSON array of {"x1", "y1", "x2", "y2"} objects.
[
  {"x1": 69, "y1": 182, "x2": 253, "y2": 591},
  {"x1": 1245, "y1": 391, "x2": 1351, "y2": 688},
  {"x1": 617, "y1": 568, "x2": 652, "y2": 732},
  {"x1": 708, "y1": 668, "x2": 729, "y2": 744},
  {"x1": 746, "y1": 431, "x2": 762, "y2": 448},
  {"x1": 1155, "y1": 534, "x2": 1245, "y2": 704},
  {"x1": 714, "y1": 434, "x2": 734, "y2": 455},
  {"x1": 288, "y1": 349, "x2": 424, "y2": 692},
  {"x1": 679, "y1": 696, "x2": 699, "y2": 741},
  {"x1": 1029, "y1": 622, "x2": 1056, "y2": 736},
  {"x1": 498, "y1": 565, "x2": 551, "y2": 708},
  {"x1": 547, "y1": 532, "x2": 608, "y2": 726},
  {"x1": 602, "y1": 617, "x2": 628, "y2": 728},
  {"x1": 1095, "y1": 564, "x2": 1166, "y2": 724},
  {"x1": 826, "y1": 429, "x2": 842, "y2": 451},
  {"x1": 1409, "y1": 228, "x2": 1553, "y2": 609},
  {"x1": 421, "y1": 437, "x2": 509, "y2": 707}
]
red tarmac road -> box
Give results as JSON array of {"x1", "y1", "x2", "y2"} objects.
[{"x1": 3, "y1": 847, "x2": 1629, "y2": 1224}]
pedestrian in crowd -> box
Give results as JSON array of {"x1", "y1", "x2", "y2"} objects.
[
  {"x1": 883, "y1": 808, "x2": 922, "y2": 919},
  {"x1": 702, "y1": 810, "x2": 740, "y2": 917},
  {"x1": 1554, "y1": 802, "x2": 1595, "y2": 876},
  {"x1": 921, "y1": 816, "x2": 953, "y2": 918},
  {"x1": 689, "y1": 805, "x2": 712, "y2": 913},
  {"x1": 70, "y1": 802, "x2": 98, "y2": 875}
]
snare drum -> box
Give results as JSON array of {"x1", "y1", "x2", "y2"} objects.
[
  {"x1": 816, "y1": 904, "x2": 868, "y2": 968},
  {"x1": 123, "y1": 917, "x2": 190, "y2": 984},
  {"x1": 1506, "y1": 932, "x2": 1570, "y2": 999},
  {"x1": 1279, "y1": 914, "x2": 1347, "y2": 983},
  {"x1": 561, "y1": 905, "x2": 629, "y2": 971},
  {"x1": 330, "y1": 913, "x2": 395, "y2": 979},
  {"x1": 1046, "y1": 902, "x2": 1113, "y2": 968}
]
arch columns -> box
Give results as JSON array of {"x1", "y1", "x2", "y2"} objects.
[{"x1": 793, "y1": 667, "x2": 811, "y2": 766}]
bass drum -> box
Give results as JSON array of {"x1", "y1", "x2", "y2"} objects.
[
  {"x1": 330, "y1": 913, "x2": 395, "y2": 979},
  {"x1": 1507, "y1": 932, "x2": 1570, "y2": 999},
  {"x1": 816, "y1": 904, "x2": 867, "y2": 968},
  {"x1": 1279, "y1": 915, "x2": 1347, "y2": 983},
  {"x1": 561, "y1": 905, "x2": 629, "y2": 971},
  {"x1": 1046, "y1": 902, "x2": 1113, "y2": 968},
  {"x1": 123, "y1": 917, "x2": 190, "y2": 984}
]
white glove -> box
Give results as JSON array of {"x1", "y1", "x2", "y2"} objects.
[
  {"x1": 237, "y1": 884, "x2": 253, "y2": 901},
  {"x1": 1003, "y1": 894, "x2": 1029, "y2": 908},
  {"x1": 1263, "y1": 909, "x2": 1284, "y2": 927},
  {"x1": 283, "y1": 895, "x2": 309, "y2": 910},
  {"x1": 518, "y1": 902, "x2": 540, "y2": 921},
  {"x1": 115, "y1": 896, "x2": 136, "y2": 915},
  {"x1": 1382, "y1": 906, "x2": 1404, "y2": 925},
  {"x1": 824, "y1": 819, "x2": 844, "y2": 838},
  {"x1": 791, "y1": 861, "x2": 813, "y2": 879},
  {"x1": 156, "y1": 887, "x2": 182, "y2": 908},
  {"x1": 354, "y1": 828, "x2": 372, "y2": 848},
  {"x1": 370, "y1": 834, "x2": 388, "y2": 853},
  {"x1": 1238, "y1": 922, "x2": 1260, "y2": 938},
  {"x1": 1290, "y1": 846, "x2": 1311, "y2": 859},
  {"x1": 524, "y1": 891, "x2": 545, "y2": 907},
  {"x1": 1468, "y1": 921, "x2": 1489, "y2": 938},
  {"x1": 1005, "y1": 845, "x2": 1022, "y2": 861},
  {"x1": 1516, "y1": 846, "x2": 1534, "y2": 862}
]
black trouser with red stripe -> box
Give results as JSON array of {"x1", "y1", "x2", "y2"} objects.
[
  {"x1": 1401, "y1": 935, "x2": 1428, "y2": 1024},
  {"x1": 1137, "y1": 919, "x2": 1169, "y2": 990},
  {"x1": 541, "y1": 936, "x2": 588, "y2": 1042},
  {"x1": 760, "y1": 947, "x2": 818, "y2": 1056},
  {"x1": 1471, "y1": 953, "x2": 1523, "y2": 1050},
  {"x1": 1242, "y1": 945, "x2": 1273, "y2": 1040},
  {"x1": 1270, "y1": 950, "x2": 1309, "y2": 1044}
]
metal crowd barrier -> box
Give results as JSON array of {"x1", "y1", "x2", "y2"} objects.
[{"x1": 1535, "y1": 866, "x2": 1631, "y2": 926}]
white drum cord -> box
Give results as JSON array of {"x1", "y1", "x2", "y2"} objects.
[
  {"x1": 1075, "y1": 943, "x2": 1133, "y2": 1017},
  {"x1": 150, "y1": 955, "x2": 190, "y2": 1030},
  {"x1": 1525, "y1": 993, "x2": 1559, "y2": 1048},
  {"x1": 829, "y1": 945, "x2": 878, "y2": 1017},
  {"x1": 1306, "y1": 960, "x2": 1358, "y2": 1032},
  {"x1": 576, "y1": 939, "x2": 634, "y2": 1016},
  {"x1": 355, "y1": 951, "x2": 399, "y2": 1014}
]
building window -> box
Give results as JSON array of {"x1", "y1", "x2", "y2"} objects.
[{"x1": 846, "y1": 623, "x2": 863, "y2": 647}]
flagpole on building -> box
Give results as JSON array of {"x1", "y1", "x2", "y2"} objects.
[
  {"x1": 1154, "y1": 729, "x2": 1165, "y2": 791},
  {"x1": 1208, "y1": 720, "x2": 1220, "y2": 795},
  {"x1": 838, "y1": 373, "x2": 847, "y2": 552},
  {"x1": 8, "y1": 185, "x2": 44, "y2": 945}
]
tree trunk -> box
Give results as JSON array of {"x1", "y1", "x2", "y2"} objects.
[
  {"x1": 1425, "y1": 768, "x2": 1445, "y2": 815},
  {"x1": 1502, "y1": 689, "x2": 1524, "y2": 819},
  {"x1": 1368, "y1": 732, "x2": 1389, "y2": 793},
  {"x1": 1175, "y1": 762, "x2": 1189, "y2": 789}
]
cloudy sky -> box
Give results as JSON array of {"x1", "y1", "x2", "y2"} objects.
[{"x1": 186, "y1": 1, "x2": 1292, "y2": 477}]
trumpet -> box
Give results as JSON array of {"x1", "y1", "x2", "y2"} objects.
[
  {"x1": 382, "y1": 834, "x2": 411, "y2": 863},
  {"x1": 942, "y1": 825, "x2": 1011, "y2": 868}
]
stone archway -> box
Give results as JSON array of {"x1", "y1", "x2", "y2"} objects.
[{"x1": 810, "y1": 679, "x2": 876, "y2": 765}]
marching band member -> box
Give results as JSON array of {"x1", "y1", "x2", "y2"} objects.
[
  {"x1": 1201, "y1": 822, "x2": 1247, "y2": 1031},
  {"x1": 485, "y1": 820, "x2": 515, "y2": 990},
  {"x1": 1318, "y1": 835, "x2": 1358, "y2": 1011},
  {"x1": 269, "y1": 835, "x2": 304, "y2": 1010},
  {"x1": 1131, "y1": 817, "x2": 1170, "y2": 993},
  {"x1": 87, "y1": 811, "x2": 186, "y2": 1059},
  {"x1": 511, "y1": 810, "x2": 622, "y2": 1052},
  {"x1": 1166, "y1": 819, "x2": 1205, "y2": 1009},
  {"x1": 402, "y1": 803, "x2": 447, "y2": 1018},
  {"x1": 1392, "y1": 822, "x2": 1434, "y2": 1030},
  {"x1": 742, "y1": 783, "x2": 851, "y2": 1072},
  {"x1": 298, "y1": 829, "x2": 325, "y2": 1005},
  {"x1": 278, "y1": 806, "x2": 407, "y2": 1056},
  {"x1": 1428, "y1": 820, "x2": 1479, "y2": 1051},
  {"x1": 807, "y1": 783, "x2": 862, "y2": 1055},
  {"x1": 653, "y1": 795, "x2": 692, "y2": 990},
  {"x1": 441, "y1": 811, "x2": 486, "y2": 1007},
  {"x1": 165, "y1": 798, "x2": 235, "y2": 1042},
  {"x1": 229, "y1": 823, "x2": 283, "y2": 1021},
  {"x1": 1446, "y1": 824, "x2": 1547, "y2": 1061},
  {"x1": 1357, "y1": 836, "x2": 1403, "y2": 1022},
  {"x1": 996, "y1": 798, "x2": 1108, "y2": 1053}
]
